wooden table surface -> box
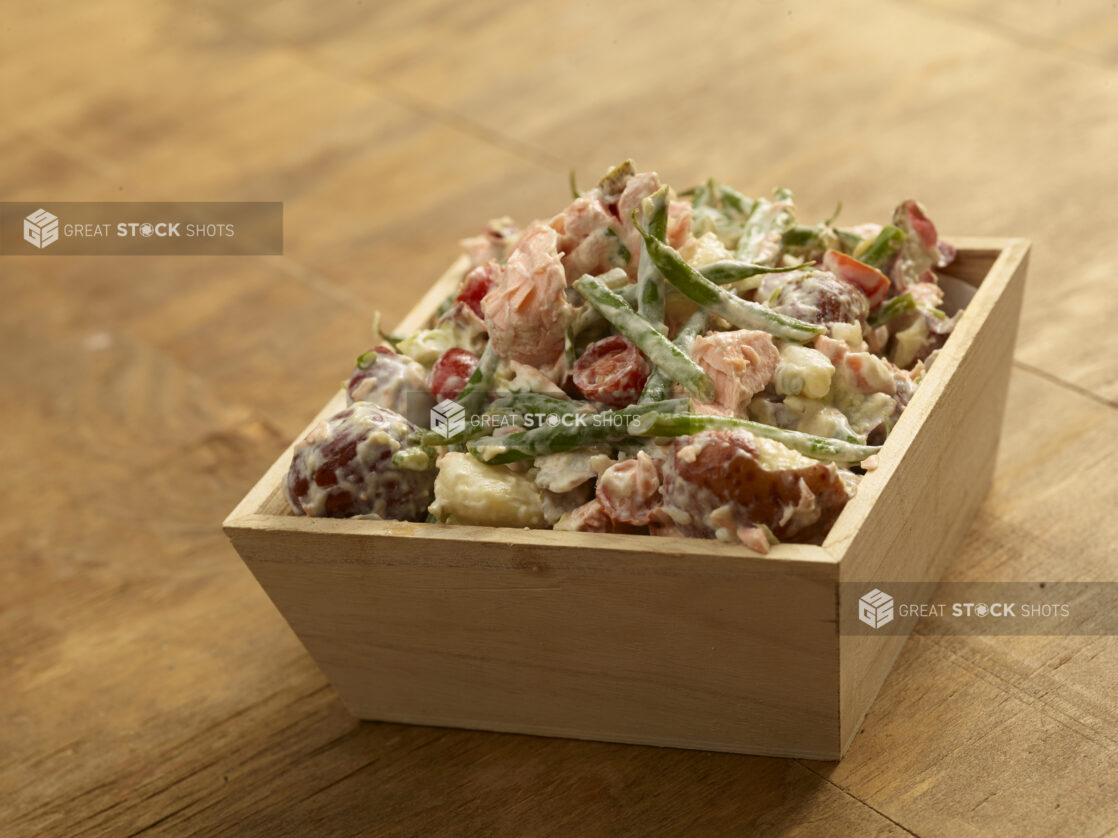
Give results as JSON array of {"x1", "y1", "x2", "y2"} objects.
[{"x1": 3, "y1": 1, "x2": 1116, "y2": 835}]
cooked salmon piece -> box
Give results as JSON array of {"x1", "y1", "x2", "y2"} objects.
[
  {"x1": 690, "y1": 329, "x2": 780, "y2": 416},
  {"x1": 481, "y1": 221, "x2": 573, "y2": 369}
]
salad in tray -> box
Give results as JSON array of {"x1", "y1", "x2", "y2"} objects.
[{"x1": 285, "y1": 161, "x2": 960, "y2": 552}]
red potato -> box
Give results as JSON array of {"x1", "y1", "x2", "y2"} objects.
[
  {"x1": 428, "y1": 348, "x2": 478, "y2": 402},
  {"x1": 761, "y1": 269, "x2": 870, "y2": 326},
  {"x1": 660, "y1": 430, "x2": 850, "y2": 543},
  {"x1": 823, "y1": 249, "x2": 891, "y2": 309},
  {"x1": 346, "y1": 346, "x2": 428, "y2": 414},
  {"x1": 890, "y1": 199, "x2": 947, "y2": 290},
  {"x1": 285, "y1": 402, "x2": 434, "y2": 521},
  {"x1": 570, "y1": 335, "x2": 651, "y2": 408},
  {"x1": 898, "y1": 199, "x2": 938, "y2": 248}
]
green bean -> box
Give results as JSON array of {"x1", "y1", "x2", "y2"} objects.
[
  {"x1": 639, "y1": 308, "x2": 709, "y2": 403},
  {"x1": 627, "y1": 413, "x2": 881, "y2": 464},
  {"x1": 573, "y1": 275, "x2": 715, "y2": 402},
  {"x1": 487, "y1": 393, "x2": 593, "y2": 418},
  {"x1": 857, "y1": 225, "x2": 905, "y2": 271},
  {"x1": 570, "y1": 268, "x2": 629, "y2": 335},
  {"x1": 635, "y1": 186, "x2": 670, "y2": 332},
  {"x1": 680, "y1": 181, "x2": 710, "y2": 207},
  {"x1": 629, "y1": 260, "x2": 804, "y2": 298},
  {"x1": 781, "y1": 226, "x2": 822, "y2": 250},
  {"x1": 736, "y1": 187, "x2": 795, "y2": 264},
  {"x1": 636, "y1": 225, "x2": 825, "y2": 343},
  {"x1": 868, "y1": 292, "x2": 915, "y2": 327},
  {"x1": 718, "y1": 184, "x2": 753, "y2": 217},
  {"x1": 467, "y1": 399, "x2": 690, "y2": 464},
  {"x1": 780, "y1": 225, "x2": 839, "y2": 262},
  {"x1": 698, "y1": 260, "x2": 807, "y2": 287}
]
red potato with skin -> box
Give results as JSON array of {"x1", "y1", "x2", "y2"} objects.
[
  {"x1": 285, "y1": 402, "x2": 434, "y2": 520},
  {"x1": 660, "y1": 430, "x2": 850, "y2": 544},
  {"x1": 760, "y1": 269, "x2": 870, "y2": 326},
  {"x1": 346, "y1": 346, "x2": 428, "y2": 414},
  {"x1": 898, "y1": 199, "x2": 938, "y2": 248},
  {"x1": 890, "y1": 199, "x2": 947, "y2": 290}
]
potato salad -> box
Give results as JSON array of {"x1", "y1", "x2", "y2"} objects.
[{"x1": 285, "y1": 161, "x2": 960, "y2": 552}]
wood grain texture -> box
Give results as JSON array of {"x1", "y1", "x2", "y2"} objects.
[{"x1": 3, "y1": 0, "x2": 1116, "y2": 835}]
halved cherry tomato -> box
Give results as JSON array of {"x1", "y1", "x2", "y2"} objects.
[
  {"x1": 428, "y1": 348, "x2": 479, "y2": 402},
  {"x1": 571, "y1": 335, "x2": 651, "y2": 408},
  {"x1": 457, "y1": 263, "x2": 498, "y2": 318},
  {"x1": 823, "y1": 249, "x2": 891, "y2": 309}
]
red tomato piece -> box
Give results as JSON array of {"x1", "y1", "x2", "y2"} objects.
[
  {"x1": 571, "y1": 335, "x2": 651, "y2": 407},
  {"x1": 457, "y1": 263, "x2": 498, "y2": 318},
  {"x1": 823, "y1": 249, "x2": 891, "y2": 309},
  {"x1": 428, "y1": 348, "x2": 479, "y2": 402}
]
